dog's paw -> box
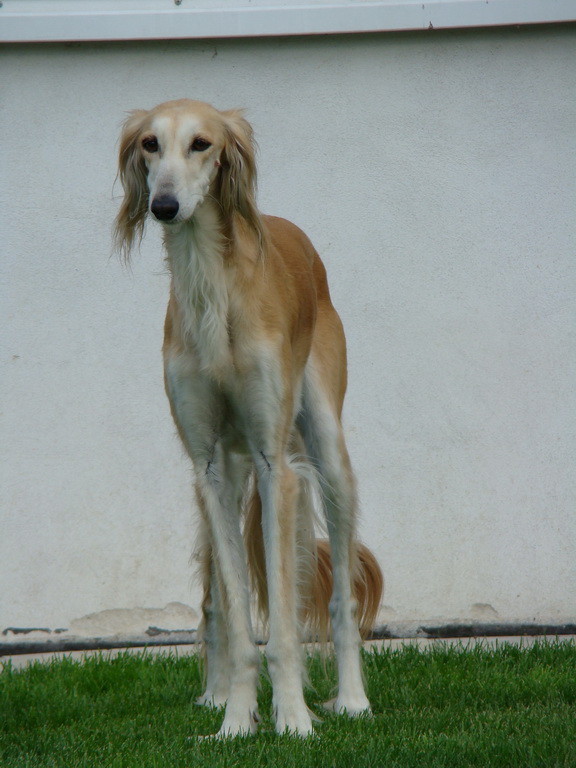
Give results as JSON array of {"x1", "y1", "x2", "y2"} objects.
[
  {"x1": 195, "y1": 691, "x2": 228, "y2": 708},
  {"x1": 273, "y1": 703, "x2": 316, "y2": 737},
  {"x1": 322, "y1": 695, "x2": 372, "y2": 716},
  {"x1": 216, "y1": 707, "x2": 260, "y2": 738}
]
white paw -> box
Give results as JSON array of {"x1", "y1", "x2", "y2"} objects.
[
  {"x1": 195, "y1": 691, "x2": 228, "y2": 708},
  {"x1": 274, "y1": 704, "x2": 315, "y2": 737},
  {"x1": 323, "y1": 695, "x2": 372, "y2": 716},
  {"x1": 215, "y1": 703, "x2": 260, "y2": 738}
]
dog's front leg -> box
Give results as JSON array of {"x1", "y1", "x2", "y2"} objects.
[
  {"x1": 197, "y1": 453, "x2": 252, "y2": 709},
  {"x1": 299, "y1": 369, "x2": 371, "y2": 717},
  {"x1": 196, "y1": 548, "x2": 230, "y2": 708},
  {"x1": 165, "y1": 362, "x2": 260, "y2": 736},
  {"x1": 195, "y1": 461, "x2": 260, "y2": 736},
  {"x1": 255, "y1": 450, "x2": 314, "y2": 736}
]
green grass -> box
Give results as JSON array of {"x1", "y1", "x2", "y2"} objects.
[{"x1": 1, "y1": 642, "x2": 575, "y2": 767}]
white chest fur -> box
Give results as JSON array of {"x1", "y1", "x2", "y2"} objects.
[{"x1": 165, "y1": 208, "x2": 233, "y2": 379}]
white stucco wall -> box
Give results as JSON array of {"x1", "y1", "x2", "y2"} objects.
[{"x1": 1, "y1": 25, "x2": 575, "y2": 633}]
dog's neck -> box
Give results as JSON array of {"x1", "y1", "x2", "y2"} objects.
[{"x1": 163, "y1": 200, "x2": 233, "y2": 379}]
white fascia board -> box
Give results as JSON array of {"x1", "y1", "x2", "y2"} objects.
[{"x1": 1, "y1": 0, "x2": 575, "y2": 44}]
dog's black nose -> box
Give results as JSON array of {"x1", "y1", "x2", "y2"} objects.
[{"x1": 151, "y1": 195, "x2": 179, "y2": 221}]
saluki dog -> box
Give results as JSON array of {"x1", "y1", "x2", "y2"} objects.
[{"x1": 114, "y1": 99, "x2": 382, "y2": 737}]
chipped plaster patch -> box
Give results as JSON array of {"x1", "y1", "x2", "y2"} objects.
[{"x1": 68, "y1": 602, "x2": 198, "y2": 638}]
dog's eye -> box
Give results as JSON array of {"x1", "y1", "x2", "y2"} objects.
[
  {"x1": 142, "y1": 137, "x2": 159, "y2": 153},
  {"x1": 191, "y1": 138, "x2": 212, "y2": 152}
]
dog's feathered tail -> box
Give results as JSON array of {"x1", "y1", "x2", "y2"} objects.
[{"x1": 243, "y1": 473, "x2": 383, "y2": 642}]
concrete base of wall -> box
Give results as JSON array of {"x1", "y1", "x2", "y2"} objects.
[{"x1": 3, "y1": 620, "x2": 575, "y2": 659}]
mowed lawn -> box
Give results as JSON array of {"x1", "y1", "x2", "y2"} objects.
[{"x1": 1, "y1": 641, "x2": 575, "y2": 767}]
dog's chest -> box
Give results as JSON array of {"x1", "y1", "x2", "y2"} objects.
[{"x1": 169, "y1": 229, "x2": 238, "y2": 379}]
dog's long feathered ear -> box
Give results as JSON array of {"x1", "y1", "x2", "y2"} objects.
[
  {"x1": 220, "y1": 109, "x2": 267, "y2": 251},
  {"x1": 113, "y1": 109, "x2": 149, "y2": 263}
]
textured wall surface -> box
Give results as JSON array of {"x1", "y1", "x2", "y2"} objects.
[{"x1": 1, "y1": 26, "x2": 575, "y2": 632}]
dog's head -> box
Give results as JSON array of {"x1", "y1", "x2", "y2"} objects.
[{"x1": 114, "y1": 99, "x2": 259, "y2": 260}]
